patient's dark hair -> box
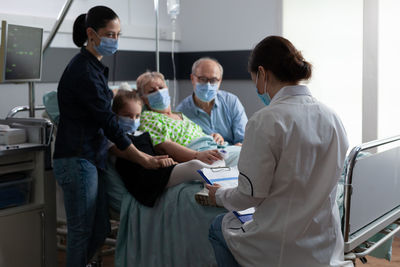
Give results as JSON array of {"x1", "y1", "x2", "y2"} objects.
[
  {"x1": 248, "y1": 35, "x2": 312, "y2": 83},
  {"x1": 73, "y1": 6, "x2": 119, "y2": 47},
  {"x1": 112, "y1": 89, "x2": 143, "y2": 114}
]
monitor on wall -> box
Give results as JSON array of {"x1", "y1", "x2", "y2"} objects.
[{"x1": 0, "y1": 20, "x2": 43, "y2": 83}]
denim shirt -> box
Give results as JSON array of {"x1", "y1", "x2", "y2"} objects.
[
  {"x1": 54, "y1": 47, "x2": 131, "y2": 169},
  {"x1": 176, "y1": 90, "x2": 248, "y2": 144}
]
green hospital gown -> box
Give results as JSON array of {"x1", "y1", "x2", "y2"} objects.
[{"x1": 139, "y1": 110, "x2": 206, "y2": 146}]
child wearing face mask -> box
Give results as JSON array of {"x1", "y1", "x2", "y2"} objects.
[{"x1": 109, "y1": 89, "x2": 223, "y2": 207}]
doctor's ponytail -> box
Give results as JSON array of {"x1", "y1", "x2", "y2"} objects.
[
  {"x1": 248, "y1": 36, "x2": 312, "y2": 83},
  {"x1": 72, "y1": 6, "x2": 119, "y2": 48}
]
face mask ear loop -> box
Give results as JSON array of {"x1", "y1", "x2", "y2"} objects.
[
  {"x1": 263, "y1": 71, "x2": 268, "y2": 95},
  {"x1": 88, "y1": 28, "x2": 100, "y2": 49},
  {"x1": 255, "y1": 71, "x2": 259, "y2": 91}
]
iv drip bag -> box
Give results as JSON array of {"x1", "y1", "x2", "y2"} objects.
[{"x1": 167, "y1": 0, "x2": 180, "y2": 20}]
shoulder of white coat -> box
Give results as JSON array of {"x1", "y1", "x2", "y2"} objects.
[
  {"x1": 250, "y1": 105, "x2": 278, "y2": 120},
  {"x1": 246, "y1": 107, "x2": 282, "y2": 133},
  {"x1": 313, "y1": 98, "x2": 344, "y2": 123}
]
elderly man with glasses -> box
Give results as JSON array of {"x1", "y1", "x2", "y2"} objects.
[{"x1": 176, "y1": 57, "x2": 248, "y2": 146}]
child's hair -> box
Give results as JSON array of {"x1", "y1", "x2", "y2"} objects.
[{"x1": 112, "y1": 89, "x2": 143, "y2": 114}]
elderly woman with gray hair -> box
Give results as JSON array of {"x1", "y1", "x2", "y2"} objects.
[{"x1": 136, "y1": 71, "x2": 225, "y2": 165}]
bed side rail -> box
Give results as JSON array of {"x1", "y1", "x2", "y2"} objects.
[
  {"x1": 6, "y1": 105, "x2": 45, "y2": 118},
  {"x1": 352, "y1": 218, "x2": 400, "y2": 258},
  {"x1": 342, "y1": 135, "x2": 400, "y2": 256}
]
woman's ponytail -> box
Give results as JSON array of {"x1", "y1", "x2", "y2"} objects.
[
  {"x1": 72, "y1": 6, "x2": 119, "y2": 48},
  {"x1": 72, "y1": 13, "x2": 87, "y2": 47},
  {"x1": 248, "y1": 36, "x2": 312, "y2": 83}
]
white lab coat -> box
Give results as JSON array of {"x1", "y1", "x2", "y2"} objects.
[{"x1": 218, "y1": 85, "x2": 353, "y2": 267}]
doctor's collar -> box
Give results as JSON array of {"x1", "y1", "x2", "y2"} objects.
[{"x1": 271, "y1": 85, "x2": 312, "y2": 103}]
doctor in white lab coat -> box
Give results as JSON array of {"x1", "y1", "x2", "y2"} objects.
[{"x1": 207, "y1": 35, "x2": 353, "y2": 267}]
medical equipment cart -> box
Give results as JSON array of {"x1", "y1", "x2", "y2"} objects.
[{"x1": 0, "y1": 117, "x2": 56, "y2": 267}]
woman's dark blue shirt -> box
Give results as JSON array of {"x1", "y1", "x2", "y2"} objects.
[{"x1": 53, "y1": 47, "x2": 131, "y2": 169}]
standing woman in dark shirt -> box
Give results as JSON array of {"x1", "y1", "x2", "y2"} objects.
[{"x1": 53, "y1": 6, "x2": 174, "y2": 267}]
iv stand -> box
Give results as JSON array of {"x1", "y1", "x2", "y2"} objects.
[
  {"x1": 28, "y1": 0, "x2": 74, "y2": 117},
  {"x1": 154, "y1": 0, "x2": 160, "y2": 72}
]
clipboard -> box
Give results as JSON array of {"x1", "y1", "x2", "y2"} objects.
[
  {"x1": 197, "y1": 166, "x2": 239, "y2": 188},
  {"x1": 233, "y1": 207, "x2": 255, "y2": 223}
]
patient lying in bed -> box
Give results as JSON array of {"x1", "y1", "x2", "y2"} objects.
[
  {"x1": 109, "y1": 90, "x2": 223, "y2": 207},
  {"x1": 136, "y1": 71, "x2": 233, "y2": 164}
]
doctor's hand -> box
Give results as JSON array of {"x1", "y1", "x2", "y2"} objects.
[
  {"x1": 196, "y1": 149, "x2": 223, "y2": 164},
  {"x1": 211, "y1": 133, "x2": 224, "y2": 145},
  {"x1": 206, "y1": 183, "x2": 221, "y2": 206}
]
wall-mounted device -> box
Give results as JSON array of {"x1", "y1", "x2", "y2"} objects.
[{"x1": 0, "y1": 21, "x2": 43, "y2": 83}]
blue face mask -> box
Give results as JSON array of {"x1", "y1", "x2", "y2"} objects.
[
  {"x1": 195, "y1": 82, "x2": 219, "y2": 102},
  {"x1": 119, "y1": 116, "x2": 140, "y2": 134},
  {"x1": 93, "y1": 31, "x2": 118, "y2": 56},
  {"x1": 147, "y1": 88, "x2": 171, "y2": 111},
  {"x1": 255, "y1": 71, "x2": 271, "y2": 106}
]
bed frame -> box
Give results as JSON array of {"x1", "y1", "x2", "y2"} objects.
[{"x1": 343, "y1": 135, "x2": 400, "y2": 264}]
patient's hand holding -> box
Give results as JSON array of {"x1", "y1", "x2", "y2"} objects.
[
  {"x1": 206, "y1": 183, "x2": 221, "y2": 206},
  {"x1": 211, "y1": 133, "x2": 224, "y2": 145},
  {"x1": 196, "y1": 149, "x2": 223, "y2": 164}
]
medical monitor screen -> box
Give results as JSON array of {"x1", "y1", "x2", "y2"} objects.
[{"x1": 0, "y1": 21, "x2": 43, "y2": 82}]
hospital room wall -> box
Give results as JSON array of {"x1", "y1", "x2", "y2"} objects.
[
  {"x1": 377, "y1": 0, "x2": 400, "y2": 140},
  {"x1": 0, "y1": 0, "x2": 282, "y2": 119},
  {"x1": 283, "y1": 0, "x2": 364, "y2": 146},
  {"x1": 175, "y1": 0, "x2": 282, "y2": 118},
  {"x1": 283, "y1": 0, "x2": 400, "y2": 146},
  {"x1": 0, "y1": 0, "x2": 179, "y2": 118}
]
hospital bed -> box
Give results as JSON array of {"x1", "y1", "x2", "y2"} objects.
[
  {"x1": 104, "y1": 139, "x2": 400, "y2": 267},
  {"x1": 341, "y1": 135, "x2": 400, "y2": 264},
  {"x1": 42, "y1": 92, "x2": 398, "y2": 266},
  {"x1": 41, "y1": 90, "x2": 239, "y2": 266}
]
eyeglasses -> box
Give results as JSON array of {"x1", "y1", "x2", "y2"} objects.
[{"x1": 194, "y1": 75, "x2": 220, "y2": 85}]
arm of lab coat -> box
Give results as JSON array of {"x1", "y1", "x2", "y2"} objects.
[
  {"x1": 215, "y1": 186, "x2": 264, "y2": 211},
  {"x1": 230, "y1": 96, "x2": 248, "y2": 144}
]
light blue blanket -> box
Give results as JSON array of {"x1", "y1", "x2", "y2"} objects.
[{"x1": 115, "y1": 182, "x2": 224, "y2": 267}]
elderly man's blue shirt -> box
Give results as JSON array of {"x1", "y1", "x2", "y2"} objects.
[{"x1": 176, "y1": 90, "x2": 248, "y2": 144}]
